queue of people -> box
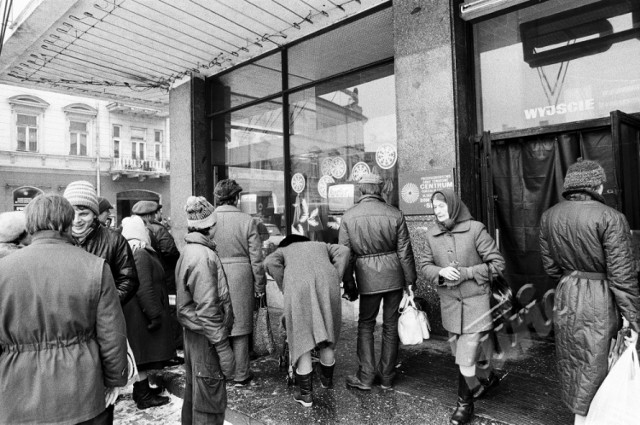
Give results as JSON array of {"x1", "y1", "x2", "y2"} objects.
[{"x1": 0, "y1": 164, "x2": 638, "y2": 425}]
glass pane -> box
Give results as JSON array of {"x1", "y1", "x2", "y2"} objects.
[
  {"x1": 29, "y1": 128, "x2": 37, "y2": 151},
  {"x1": 212, "y1": 53, "x2": 282, "y2": 113},
  {"x1": 70, "y1": 133, "x2": 77, "y2": 155},
  {"x1": 17, "y1": 127, "x2": 25, "y2": 150},
  {"x1": 288, "y1": 7, "x2": 393, "y2": 90},
  {"x1": 288, "y1": 62, "x2": 396, "y2": 243},
  {"x1": 475, "y1": 0, "x2": 640, "y2": 132},
  {"x1": 131, "y1": 142, "x2": 137, "y2": 159},
  {"x1": 155, "y1": 130, "x2": 162, "y2": 142},
  {"x1": 80, "y1": 134, "x2": 87, "y2": 156},
  {"x1": 215, "y1": 97, "x2": 286, "y2": 242},
  {"x1": 114, "y1": 141, "x2": 120, "y2": 158},
  {"x1": 17, "y1": 114, "x2": 36, "y2": 126},
  {"x1": 139, "y1": 143, "x2": 145, "y2": 160},
  {"x1": 155, "y1": 144, "x2": 161, "y2": 161},
  {"x1": 70, "y1": 121, "x2": 86, "y2": 132},
  {"x1": 113, "y1": 125, "x2": 120, "y2": 138}
]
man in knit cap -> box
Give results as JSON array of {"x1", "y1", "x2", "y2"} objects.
[
  {"x1": 64, "y1": 180, "x2": 139, "y2": 305},
  {"x1": 176, "y1": 196, "x2": 234, "y2": 425},
  {"x1": 339, "y1": 172, "x2": 416, "y2": 391},
  {"x1": 0, "y1": 211, "x2": 27, "y2": 259},
  {"x1": 539, "y1": 159, "x2": 640, "y2": 425}
]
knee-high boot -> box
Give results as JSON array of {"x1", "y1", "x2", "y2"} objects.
[
  {"x1": 318, "y1": 362, "x2": 335, "y2": 389},
  {"x1": 450, "y1": 372, "x2": 474, "y2": 425},
  {"x1": 293, "y1": 370, "x2": 313, "y2": 407}
]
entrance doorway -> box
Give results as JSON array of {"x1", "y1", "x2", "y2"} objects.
[
  {"x1": 116, "y1": 190, "x2": 160, "y2": 227},
  {"x1": 478, "y1": 110, "x2": 640, "y2": 305}
]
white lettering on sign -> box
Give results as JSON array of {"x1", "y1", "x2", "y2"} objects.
[{"x1": 523, "y1": 99, "x2": 595, "y2": 120}]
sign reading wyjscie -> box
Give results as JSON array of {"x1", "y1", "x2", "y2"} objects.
[{"x1": 399, "y1": 170, "x2": 455, "y2": 215}]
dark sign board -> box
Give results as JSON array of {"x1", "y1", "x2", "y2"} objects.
[{"x1": 398, "y1": 170, "x2": 455, "y2": 215}]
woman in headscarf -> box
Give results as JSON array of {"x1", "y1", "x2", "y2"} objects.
[
  {"x1": 121, "y1": 215, "x2": 175, "y2": 410},
  {"x1": 419, "y1": 188, "x2": 505, "y2": 425},
  {"x1": 264, "y1": 235, "x2": 350, "y2": 407}
]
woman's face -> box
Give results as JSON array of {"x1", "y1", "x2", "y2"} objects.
[
  {"x1": 432, "y1": 199, "x2": 450, "y2": 222},
  {"x1": 72, "y1": 206, "x2": 95, "y2": 234}
]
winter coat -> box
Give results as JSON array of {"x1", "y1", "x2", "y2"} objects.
[
  {"x1": 0, "y1": 242, "x2": 20, "y2": 259},
  {"x1": 0, "y1": 231, "x2": 128, "y2": 424},
  {"x1": 420, "y1": 220, "x2": 505, "y2": 334},
  {"x1": 123, "y1": 244, "x2": 175, "y2": 366},
  {"x1": 264, "y1": 242, "x2": 350, "y2": 365},
  {"x1": 338, "y1": 194, "x2": 416, "y2": 294},
  {"x1": 539, "y1": 196, "x2": 640, "y2": 415},
  {"x1": 76, "y1": 222, "x2": 139, "y2": 305},
  {"x1": 211, "y1": 205, "x2": 265, "y2": 336},
  {"x1": 176, "y1": 232, "x2": 233, "y2": 345},
  {"x1": 148, "y1": 220, "x2": 180, "y2": 293}
]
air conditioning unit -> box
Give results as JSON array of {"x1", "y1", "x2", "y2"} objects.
[{"x1": 460, "y1": 0, "x2": 548, "y2": 22}]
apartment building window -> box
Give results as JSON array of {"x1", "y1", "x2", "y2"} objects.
[
  {"x1": 9, "y1": 95, "x2": 49, "y2": 153},
  {"x1": 131, "y1": 128, "x2": 146, "y2": 160},
  {"x1": 17, "y1": 114, "x2": 38, "y2": 152},
  {"x1": 69, "y1": 121, "x2": 88, "y2": 156},
  {"x1": 155, "y1": 144, "x2": 161, "y2": 161},
  {"x1": 113, "y1": 125, "x2": 121, "y2": 158},
  {"x1": 154, "y1": 130, "x2": 162, "y2": 160}
]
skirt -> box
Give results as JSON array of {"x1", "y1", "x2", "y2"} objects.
[{"x1": 448, "y1": 331, "x2": 494, "y2": 366}]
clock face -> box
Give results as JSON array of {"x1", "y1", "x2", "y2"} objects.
[
  {"x1": 350, "y1": 162, "x2": 370, "y2": 182},
  {"x1": 320, "y1": 157, "x2": 334, "y2": 177},
  {"x1": 331, "y1": 157, "x2": 347, "y2": 179},
  {"x1": 317, "y1": 175, "x2": 335, "y2": 199},
  {"x1": 291, "y1": 173, "x2": 306, "y2": 193},
  {"x1": 376, "y1": 144, "x2": 397, "y2": 170}
]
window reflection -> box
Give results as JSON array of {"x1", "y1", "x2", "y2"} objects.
[{"x1": 288, "y1": 63, "x2": 397, "y2": 243}]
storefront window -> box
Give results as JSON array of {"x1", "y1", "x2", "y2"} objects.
[
  {"x1": 288, "y1": 62, "x2": 396, "y2": 243},
  {"x1": 475, "y1": 0, "x2": 640, "y2": 132},
  {"x1": 224, "y1": 99, "x2": 286, "y2": 240}
]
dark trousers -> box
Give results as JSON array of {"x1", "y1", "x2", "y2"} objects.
[
  {"x1": 357, "y1": 289, "x2": 403, "y2": 384},
  {"x1": 76, "y1": 405, "x2": 113, "y2": 425},
  {"x1": 181, "y1": 329, "x2": 227, "y2": 425}
]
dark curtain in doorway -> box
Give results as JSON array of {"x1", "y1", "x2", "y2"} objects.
[{"x1": 491, "y1": 127, "x2": 615, "y2": 302}]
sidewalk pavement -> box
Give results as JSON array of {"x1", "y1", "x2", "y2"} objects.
[{"x1": 115, "y1": 307, "x2": 572, "y2": 425}]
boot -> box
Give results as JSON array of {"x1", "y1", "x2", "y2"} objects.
[
  {"x1": 473, "y1": 371, "x2": 500, "y2": 400},
  {"x1": 133, "y1": 379, "x2": 170, "y2": 410},
  {"x1": 293, "y1": 370, "x2": 313, "y2": 407},
  {"x1": 132, "y1": 382, "x2": 163, "y2": 403},
  {"x1": 318, "y1": 362, "x2": 335, "y2": 389},
  {"x1": 450, "y1": 372, "x2": 474, "y2": 425}
]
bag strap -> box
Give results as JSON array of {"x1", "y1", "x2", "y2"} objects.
[{"x1": 399, "y1": 292, "x2": 416, "y2": 313}]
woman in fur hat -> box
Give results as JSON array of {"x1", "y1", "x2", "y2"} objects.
[
  {"x1": 0, "y1": 211, "x2": 28, "y2": 259},
  {"x1": 539, "y1": 159, "x2": 640, "y2": 425},
  {"x1": 121, "y1": 215, "x2": 175, "y2": 410}
]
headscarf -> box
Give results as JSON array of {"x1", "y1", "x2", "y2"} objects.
[{"x1": 431, "y1": 188, "x2": 473, "y2": 232}]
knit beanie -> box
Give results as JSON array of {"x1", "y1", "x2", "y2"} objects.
[
  {"x1": 121, "y1": 215, "x2": 150, "y2": 245},
  {"x1": 185, "y1": 196, "x2": 216, "y2": 230},
  {"x1": 214, "y1": 179, "x2": 243, "y2": 203},
  {"x1": 0, "y1": 211, "x2": 27, "y2": 243},
  {"x1": 63, "y1": 180, "x2": 99, "y2": 215},
  {"x1": 563, "y1": 158, "x2": 606, "y2": 193}
]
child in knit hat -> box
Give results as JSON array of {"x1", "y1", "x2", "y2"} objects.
[{"x1": 175, "y1": 196, "x2": 235, "y2": 424}]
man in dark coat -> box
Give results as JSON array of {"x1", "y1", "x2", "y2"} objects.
[
  {"x1": 0, "y1": 194, "x2": 127, "y2": 424},
  {"x1": 64, "y1": 180, "x2": 139, "y2": 305},
  {"x1": 339, "y1": 173, "x2": 417, "y2": 390},
  {"x1": 539, "y1": 159, "x2": 640, "y2": 424}
]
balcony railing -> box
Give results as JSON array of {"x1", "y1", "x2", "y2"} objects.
[{"x1": 110, "y1": 157, "x2": 170, "y2": 175}]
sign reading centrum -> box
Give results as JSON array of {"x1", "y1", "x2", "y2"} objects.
[{"x1": 399, "y1": 170, "x2": 455, "y2": 215}]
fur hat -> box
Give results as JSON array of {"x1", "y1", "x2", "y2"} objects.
[
  {"x1": 98, "y1": 197, "x2": 113, "y2": 214},
  {"x1": 63, "y1": 180, "x2": 99, "y2": 215},
  {"x1": 121, "y1": 215, "x2": 150, "y2": 245},
  {"x1": 132, "y1": 200, "x2": 159, "y2": 215},
  {"x1": 214, "y1": 179, "x2": 243, "y2": 203},
  {"x1": 358, "y1": 173, "x2": 383, "y2": 185},
  {"x1": 563, "y1": 158, "x2": 606, "y2": 193},
  {"x1": 0, "y1": 211, "x2": 27, "y2": 243},
  {"x1": 185, "y1": 196, "x2": 216, "y2": 230}
]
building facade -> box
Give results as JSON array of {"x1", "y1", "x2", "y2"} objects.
[{"x1": 0, "y1": 84, "x2": 172, "y2": 225}]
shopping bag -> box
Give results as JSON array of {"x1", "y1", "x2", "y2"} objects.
[
  {"x1": 413, "y1": 296, "x2": 431, "y2": 340},
  {"x1": 126, "y1": 339, "x2": 139, "y2": 387},
  {"x1": 608, "y1": 327, "x2": 630, "y2": 371},
  {"x1": 585, "y1": 346, "x2": 640, "y2": 425},
  {"x1": 253, "y1": 294, "x2": 276, "y2": 356},
  {"x1": 398, "y1": 291, "x2": 425, "y2": 345}
]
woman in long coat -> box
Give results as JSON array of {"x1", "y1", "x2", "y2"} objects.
[
  {"x1": 264, "y1": 235, "x2": 350, "y2": 407},
  {"x1": 539, "y1": 159, "x2": 640, "y2": 424},
  {"x1": 211, "y1": 179, "x2": 265, "y2": 386},
  {"x1": 121, "y1": 215, "x2": 175, "y2": 410},
  {"x1": 419, "y1": 188, "x2": 505, "y2": 425}
]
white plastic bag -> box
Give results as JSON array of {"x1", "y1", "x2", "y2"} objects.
[
  {"x1": 398, "y1": 291, "x2": 426, "y2": 345},
  {"x1": 585, "y1": 346, "x2": 640, "y2": 425},
  {"x1": 126, "y1": 339, "x2": 139, "y2": 387},
  {"x1": 418, "y1": 309, "x2": 431, "y2": 340}
]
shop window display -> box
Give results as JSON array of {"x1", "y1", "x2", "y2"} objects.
[{"x1": 288, "y1": 62, "x2": 397, "y2": 243}]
